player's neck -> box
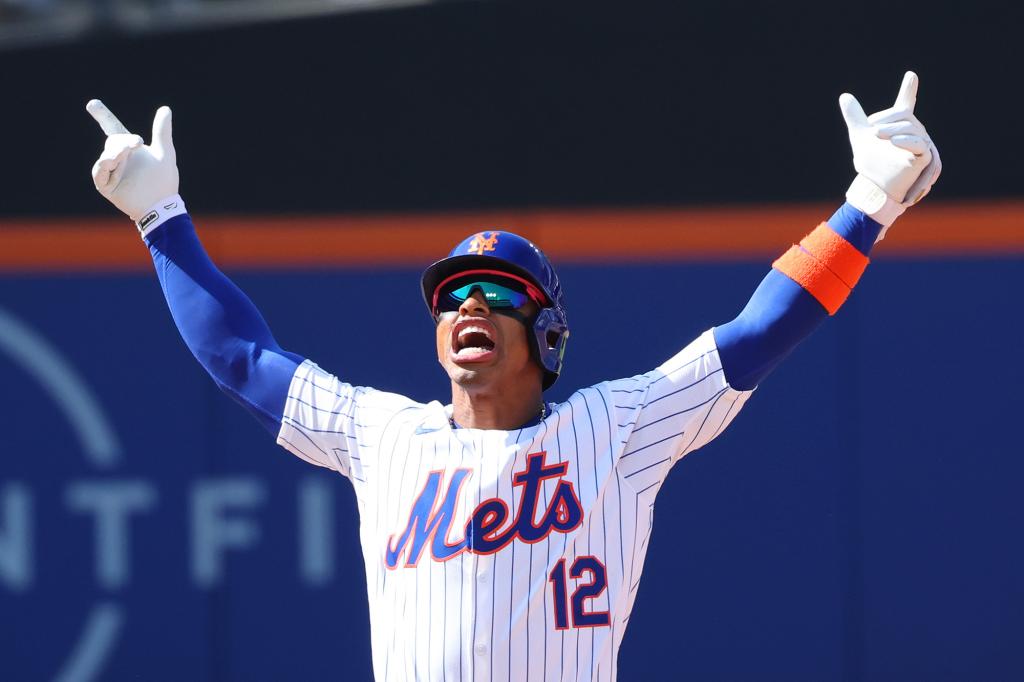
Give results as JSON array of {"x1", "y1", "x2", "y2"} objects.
[{"x1": 449, "y1": 383, "x2": 544, "y2": 430}]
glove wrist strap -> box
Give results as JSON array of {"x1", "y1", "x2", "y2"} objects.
[
  {"x1": 845, "y1": 175, "x2": 904, "y2": 239},
  {"x1": 136, "y1": 195, "x2": 187, "y2": 240}
]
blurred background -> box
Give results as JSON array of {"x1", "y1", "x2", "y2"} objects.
[{"x1": 1, "y1": 0, "x2": 1022, "y2": 680}]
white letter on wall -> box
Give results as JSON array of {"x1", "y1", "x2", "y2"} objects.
[
  {"x1": 0, "y1": 483, "x2": 32, "y2": 592},
  {"x1": 66, "y1": 480, "x2": 157, "y2": 590},
  {"x1": 298, "y1": 476, "x2": 334, "y2": 586},
  {"x1": 191, "y1": 478, "x2": 265, "y2": 588}
]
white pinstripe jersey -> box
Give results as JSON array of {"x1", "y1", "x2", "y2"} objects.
[{"x1": 277, "y1": 329, "x2": 752, "y2": 681}]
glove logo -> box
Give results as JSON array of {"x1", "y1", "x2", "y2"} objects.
[
  {"x1": 466, "y1": 232, "x2": 499, "y2": 255},
  {"x1": 136, "y1": 211, "x2": 159, "y2": 234}
]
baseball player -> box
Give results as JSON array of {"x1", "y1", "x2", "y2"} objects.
[{"x1": 87, "y1": 71, "x2": 940, "y2": 681}]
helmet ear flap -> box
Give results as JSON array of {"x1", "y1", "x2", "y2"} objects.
[{"x1": 532, "y1": 308, "x2": 569, "y2": 390}]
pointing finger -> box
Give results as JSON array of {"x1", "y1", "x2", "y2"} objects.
[
  {"x1": 839, "y1": 93, "x2": 868, "y2": 129},
  {"x1": 894, "y1": 71, "x2": 919, "y2": 112},
  {"x1": 86, "y1": 99, "x2": 130, "y2": 136}
]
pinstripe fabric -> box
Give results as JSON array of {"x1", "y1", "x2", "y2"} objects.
[{"x1": 276, "y1": 329, "x2": 752, "y2": 681}]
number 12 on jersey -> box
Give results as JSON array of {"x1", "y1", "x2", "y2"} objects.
[{"x1": 549, "y1": 556, "x2": 611, "y2": 629}]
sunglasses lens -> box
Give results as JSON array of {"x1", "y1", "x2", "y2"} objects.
[{"x1": 437, "y1": 279, "x2": 530, "y2": 314}]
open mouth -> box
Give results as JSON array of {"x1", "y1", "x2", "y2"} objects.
[{"x1": 452, "y1": 321, "x2": 497, "y2": 360}]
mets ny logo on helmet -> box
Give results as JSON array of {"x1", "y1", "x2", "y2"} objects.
[{"x1": 467, "y1": 232, "x2": 500, "y2": 255}]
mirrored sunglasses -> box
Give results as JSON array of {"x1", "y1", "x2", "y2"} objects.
[{"x1": 433, "y1": 270, "x2": 546, "y2": 317}]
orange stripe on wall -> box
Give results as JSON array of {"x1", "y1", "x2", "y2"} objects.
[{"x1": 0, "y1": 201, "x2": 1021, "y2": 273}]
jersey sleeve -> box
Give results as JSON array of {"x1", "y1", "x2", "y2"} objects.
[
  {"x1": 613, "y1": 330, "x2": 753, "y2": 491},
  {"x1": 275, "y1": 360, "x2": 420, "y2": 480}
]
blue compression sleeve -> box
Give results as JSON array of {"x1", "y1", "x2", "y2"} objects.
[
  {"x1": 713, "y1": 203, "x2": 882, "y2": 391},
  {"x1": 146, "y1": 214, "x2": 303, "y2": 435}
]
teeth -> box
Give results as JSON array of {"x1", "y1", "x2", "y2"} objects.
[
  {"x1": 458, "y1": 326, "x2": 493, "y2": 341},
  {"x1": 455, "y1": 324, "x2": 495, "y2": 353}
]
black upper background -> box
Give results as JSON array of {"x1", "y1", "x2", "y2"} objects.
[{"x1": 1, "y1": 0, "x2": 1020, "y2": 218}]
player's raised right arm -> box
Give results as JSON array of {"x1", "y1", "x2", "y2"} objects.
[{"x1": 86, "y1": 100, "x2": 303, "y2": 435}]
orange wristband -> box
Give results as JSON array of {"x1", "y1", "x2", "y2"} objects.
[
  {"x1": 773, "y1": 246, "x2": 851, "y2": 315},
  {"x1": 799, "y1": 223, "x2": 870, "y2": 289},
  {"x1": 772, "y1": 223, "x2": 870, "y2": 315}
]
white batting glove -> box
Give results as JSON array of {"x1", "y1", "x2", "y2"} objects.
[
  {"x1": 87, "y1": 99, "x2": 185, "y2": 237},
  {"x1": 840, "y1": 71, "x2": 942, "y2": 238}
]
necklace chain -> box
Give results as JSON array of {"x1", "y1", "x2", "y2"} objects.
[{"x1": 450, "y1": 402, "x2": 546, "y2": 429}]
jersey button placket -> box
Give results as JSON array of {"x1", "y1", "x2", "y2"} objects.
[{"x1": 473, "y1": 553, "x2": 493, "y2": 669}]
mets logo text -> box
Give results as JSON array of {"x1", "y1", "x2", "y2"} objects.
[{"x1": 385, "y1": 451, "x2": 583, "y2": 568}]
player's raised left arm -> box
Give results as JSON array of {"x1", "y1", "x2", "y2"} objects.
[{"x1": 713, "y1": 71, "x2": 941, "y2": 390}]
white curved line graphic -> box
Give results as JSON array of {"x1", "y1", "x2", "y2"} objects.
[
  {"x1": 0, "y1": 306, "x2": 126, "y2": 681},
  {"x1": 0, "y1": 307, "x2": 121, "y2": 468},
  {"x1": 52, "y1": 604, "x2": 124, "y2": 682}
]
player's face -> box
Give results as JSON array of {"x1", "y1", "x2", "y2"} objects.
[{"x1": 435, "y1": 287, "x2": 541, "y2": 391}]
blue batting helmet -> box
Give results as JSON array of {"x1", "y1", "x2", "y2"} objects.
[{"x1": 421, "y1": 230, "x2": 569, "y2": 390}]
